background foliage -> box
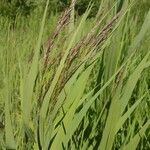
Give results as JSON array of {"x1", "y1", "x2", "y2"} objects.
[
  {"x1": 1, "y1": 0, "x2": 150, "y2": 20},
  {"x1": 0, "y1": 0, "x2": 101, "y2": 18}
]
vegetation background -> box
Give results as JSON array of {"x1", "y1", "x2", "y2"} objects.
[{"x1": 0, "y1": 0, "x2": 150, "y2": 149}]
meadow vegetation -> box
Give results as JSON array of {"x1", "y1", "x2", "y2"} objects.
[{"x1": 0, "y1": 0, "x2": 150, "y2": 149}]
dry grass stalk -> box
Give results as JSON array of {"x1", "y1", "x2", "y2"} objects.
[
  {"x1": 43, "y1": 0, "x2": 77, "y2": 66},
  {"x1": 43, "y1": 8, "x2": 71, "y2": 66}
]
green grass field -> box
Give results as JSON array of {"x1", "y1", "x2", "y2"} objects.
[{"x1": 0, "y1": 0, "x2": 150, "y2": 149}]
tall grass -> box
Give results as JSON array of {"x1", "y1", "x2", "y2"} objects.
[{"x1": 0, "y1": 0, "x2": 150, "y2": 149}]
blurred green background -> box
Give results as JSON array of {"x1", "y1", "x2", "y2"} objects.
[{"x1": 0, "y1": 0, "x2": 150, "y2": 28}]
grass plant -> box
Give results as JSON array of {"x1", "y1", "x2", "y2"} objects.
[{"x1": 0, "y1": 0, "x2": 150, "y2": 149}]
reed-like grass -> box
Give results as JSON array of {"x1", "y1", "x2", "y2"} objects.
[{"x1": 0, "y1": 0, "x2": 150, "y2": 149}]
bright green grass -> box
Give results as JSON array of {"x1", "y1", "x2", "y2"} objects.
[{"x1": 0, "y1": 0, "x2": 150, "y2": 149}]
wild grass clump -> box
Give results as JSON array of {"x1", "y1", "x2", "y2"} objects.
[{"x1": 0, "y1": 0, "x2": 150, "y2": 149}]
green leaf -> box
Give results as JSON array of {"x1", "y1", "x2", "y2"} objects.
[
  {"x1": 123, "y1": 120, "x2": 150, "y2": 150},
  {"x1": 50, "y1": 62, "x2": 94, "y2": 150}
]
